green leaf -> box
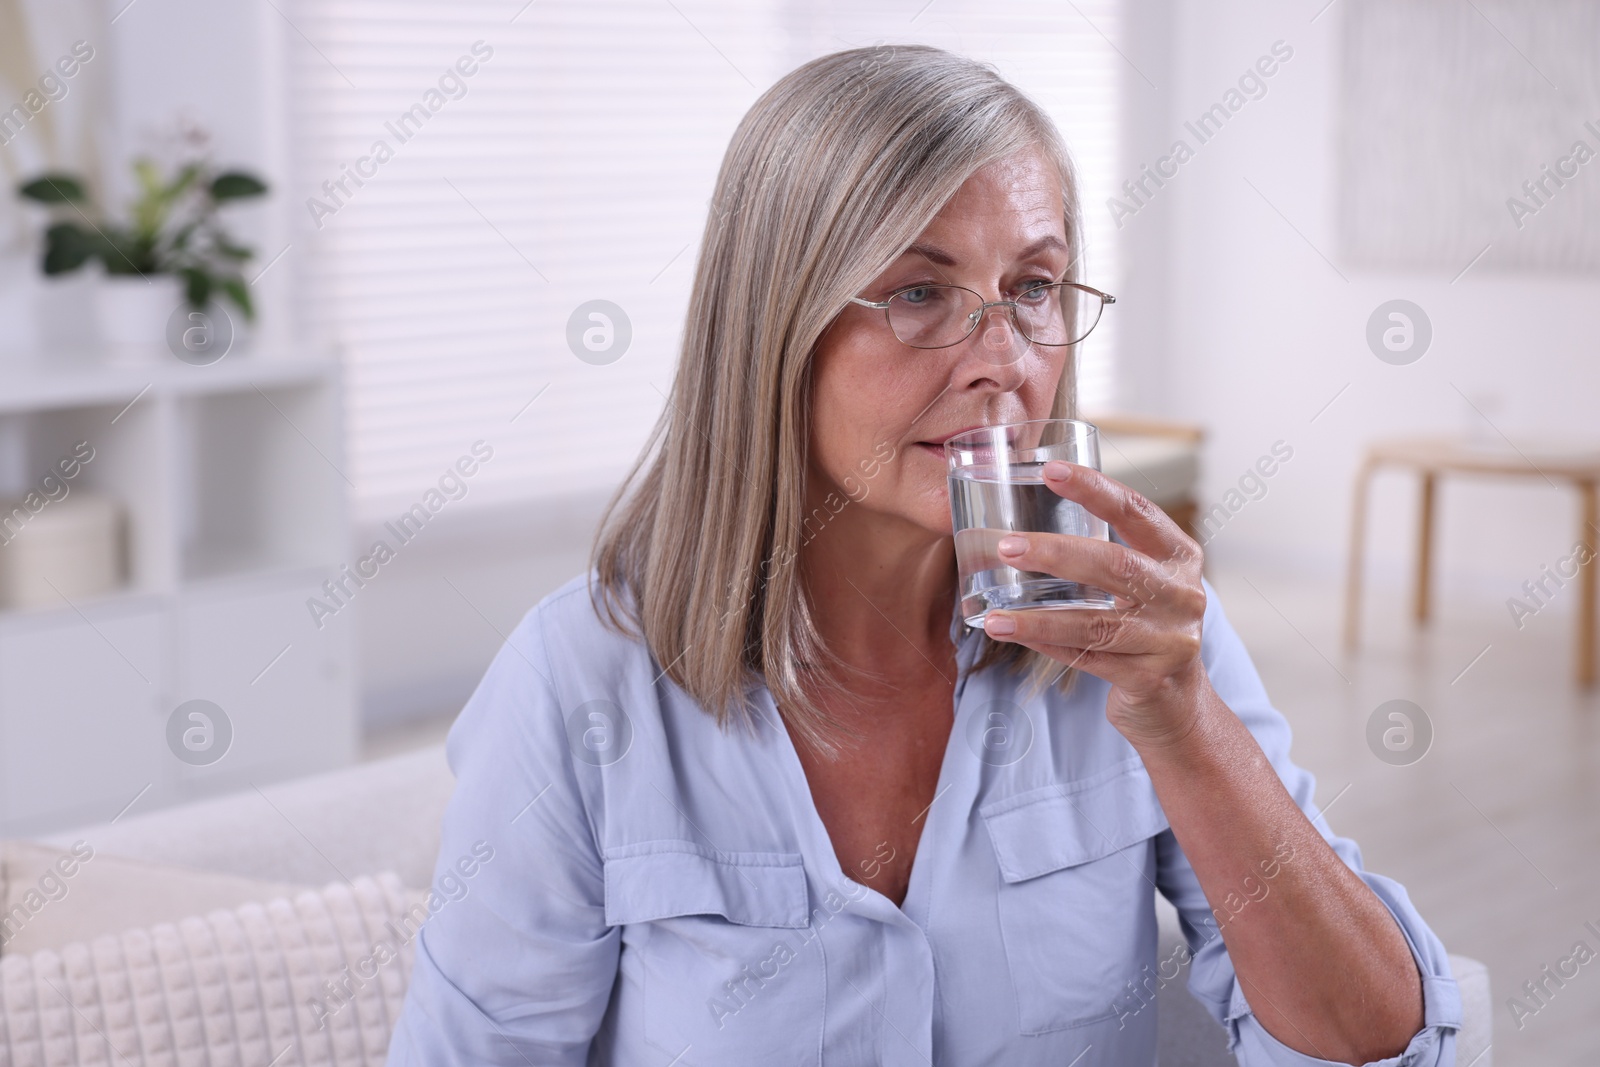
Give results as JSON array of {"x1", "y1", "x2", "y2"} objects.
[
  {"x1": 214, "y1": 236, "x2": 253, "y2": 260},
  {"x1": 181, "y1": 267, "x2": 211, "y2": 310},
  {"x1": 169, "y1": 220, "x2": 199, "y2": 251},
  {"x1": 41, "y1": 223, "x2": 95, "y2": 274},
  {"x1": 164, "y1": 163, "x2": 201, "y2": 203},
  {"x1": 133, "y1": 158, "x2": 163, "y2": 197},
  {"x1": 220, "y1": 276, "x2": 254, "y2": 321},
  {"x1": 128, "y1": 158, "x2": 193, "y2": 242},
  {"x1": 210, "y1": 171, "x2": 268, "y2": 200},
  {"x1": 18, "y1": 174, "x2": 89, "y2": 204},
  {"x1": 99, "y1": 229, "x2": 157, "y2": 275}
]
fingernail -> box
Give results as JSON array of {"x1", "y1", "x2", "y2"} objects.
[
  {"x1": 997, "y1": 535, "x2": 1027, "y2": 556},
  {"x1": 1043, "y1": 460, "x2": 1073, "y2": 480},
  {"x1": 984, "y1": 614, "x2": 1016, "y2": 636}
]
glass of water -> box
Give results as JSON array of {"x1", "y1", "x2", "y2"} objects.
[{"x1": 945, "y1": 419, "x2": 1116, "y2": 627}]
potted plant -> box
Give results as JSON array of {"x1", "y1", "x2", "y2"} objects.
[{"x1": 16, "y1": 156, "x2": 268, "y2": 354}]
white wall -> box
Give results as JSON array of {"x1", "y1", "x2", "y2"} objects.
[
  {"x1": 104, "y1": 0, "x2": 292, "y2": 348},
  {"x1": 1120, "y1": 0, "x2": 1600, "y2": 608},
  {"x1": 347, "y1": 489, "x2": 611, "y2": 727}
]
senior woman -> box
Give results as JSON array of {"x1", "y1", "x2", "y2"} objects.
[{"x1": 386, "y1": 45, "x2": 1460, "y2": 1066}]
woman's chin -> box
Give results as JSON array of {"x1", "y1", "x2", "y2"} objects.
[{"x1": 916, "y1": 499, "x2": 954, "y2": 538}]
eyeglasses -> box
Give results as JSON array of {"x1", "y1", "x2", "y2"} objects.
[{"x1": 848, "y1": 281, "x2": 1115, "y2": 350}]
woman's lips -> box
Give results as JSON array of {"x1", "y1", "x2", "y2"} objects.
[{"x1": 919, "y1": 424, "x2": 997, "y2": 456}]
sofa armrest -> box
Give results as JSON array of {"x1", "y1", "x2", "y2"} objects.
[
  {"x1": 36, "y1": 744, "x2": 455, "y2": 890},
  {"x1": 1449, "y1": 954, "x2": 1492, "y2": 1066}
]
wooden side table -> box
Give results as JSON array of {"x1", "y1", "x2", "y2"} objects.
[{"x1": 1342, "y1": 435, "x2": 1600, "y2": 686}]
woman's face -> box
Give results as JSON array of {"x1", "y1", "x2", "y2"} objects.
[{"x1": 808, "y1": 147, "x2": 1073, "y2": 538}]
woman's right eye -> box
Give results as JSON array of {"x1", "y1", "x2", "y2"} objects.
[{"x1": 896, "y1": 285, "x2": 941, "y2": 306}]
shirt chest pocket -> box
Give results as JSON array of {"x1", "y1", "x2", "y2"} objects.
[
  {"x1": 979, "y1": 764, "x2": 1172, "y2": 1035},
  {"x1": 604, "y1": 843, "x2": 824, "y2": 1065}
]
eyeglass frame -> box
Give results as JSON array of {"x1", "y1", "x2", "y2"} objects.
[{"x1": 846, "y1": 280, "x2": 1116, "y2": 350}]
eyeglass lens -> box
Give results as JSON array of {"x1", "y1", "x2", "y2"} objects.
[{"x1": 884, "y1": 284, "x2": 1103, "y2": 349}]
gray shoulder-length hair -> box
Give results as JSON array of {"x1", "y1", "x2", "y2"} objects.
[{"x1": 591, "y1": 43, "x2": 1088, "y2": 759}]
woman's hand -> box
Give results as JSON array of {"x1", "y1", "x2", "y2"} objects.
[{"x1": 979, "y1": 458, "x2": 1212, "y2": 751}]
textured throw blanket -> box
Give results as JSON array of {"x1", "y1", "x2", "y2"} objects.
[{"x1": 0, "y1": 872, "x2": 423, "y2": 1067}]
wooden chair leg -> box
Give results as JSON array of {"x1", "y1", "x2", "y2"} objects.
[
  {"x1": 1414, "y1": 472, "x2": 1436, "y2": 626},
  {"x1": 1579, "y1": 480, "x2": 1597, "y2": 688},
  {"x1": 1344, "y1": 459, "x2": 1376, "y2": 651}
]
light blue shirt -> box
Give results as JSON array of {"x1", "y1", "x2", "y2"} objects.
[{"x1": 386, "y1": 570, "x2": 1461, "y2": 1065}]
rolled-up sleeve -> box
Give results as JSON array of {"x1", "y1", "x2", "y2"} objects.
[
  {"x1": 385, "y1": 610, "x2": 618, "y2": 1066},
  {"x1": 1156, "y1": 577, "x2": 1462, "y2": 1066}
]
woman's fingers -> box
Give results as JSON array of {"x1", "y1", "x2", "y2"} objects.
[
  {"x1": 994, "y1": 530, "x2": 1199, "y2": 614},
  {"x1": 982, "y1": 600, "x2": 1167, "y2": 655},
  {"x1": 1039, "y1": 460, "x2": 1199, "y2": 568}
]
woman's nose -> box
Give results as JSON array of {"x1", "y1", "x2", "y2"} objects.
[
  {"x1": 975, "y1": 306, "x2": 1027, "y2": 365},
  {"x1": 982, "y1": 315, "x2": 1012, "y2": 351}
]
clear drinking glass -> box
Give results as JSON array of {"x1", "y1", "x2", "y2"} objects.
[{"x1": 945, "y1": 418, "x2": 1117, "y2": 626}]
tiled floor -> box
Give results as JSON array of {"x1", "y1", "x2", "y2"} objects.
[{"x1": 363, "y1": 561, "x2": 1600, "y2": 1063}]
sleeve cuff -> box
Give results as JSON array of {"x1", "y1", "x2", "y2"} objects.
[{"x1": 1222, "y1": 894, "x2": 1462, "y2": 1065}]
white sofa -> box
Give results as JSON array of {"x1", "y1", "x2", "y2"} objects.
[{"x1": 1, "y1": 744, "x2": 1490, "y2": 1065}]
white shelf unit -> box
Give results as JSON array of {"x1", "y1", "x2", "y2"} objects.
[{"x1": 0, "y1": 349, "x2": 358, "y2": 836}]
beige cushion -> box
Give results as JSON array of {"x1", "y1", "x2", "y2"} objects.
[
  {"x1": 1098, "y1": 434, "x2": 1201, "y2": 508},
  {"x1": 1, "y1": 841, "x2": 310, "y2": 958},
  {"x1": 0, "y1": 871, "x2": 429, "y2": 1067}
]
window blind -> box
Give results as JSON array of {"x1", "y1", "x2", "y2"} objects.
[{"x1": 290, "y1": 0, "x2": 1121, "y2": 520}]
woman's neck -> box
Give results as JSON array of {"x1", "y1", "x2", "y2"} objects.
[{"x1": 794, "y1": 502, "x2": 961, "y2": 682}]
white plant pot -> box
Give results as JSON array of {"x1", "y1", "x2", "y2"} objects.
[
  {"x1": 1, "y1": 263, "x2": 99, "y2": 365},
  {"x1": 0, "y1": 256, "x2": 38, "y2": 359},
  {"x1": 97, "y1": 274, "x2": 184, "y2": 358}
]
